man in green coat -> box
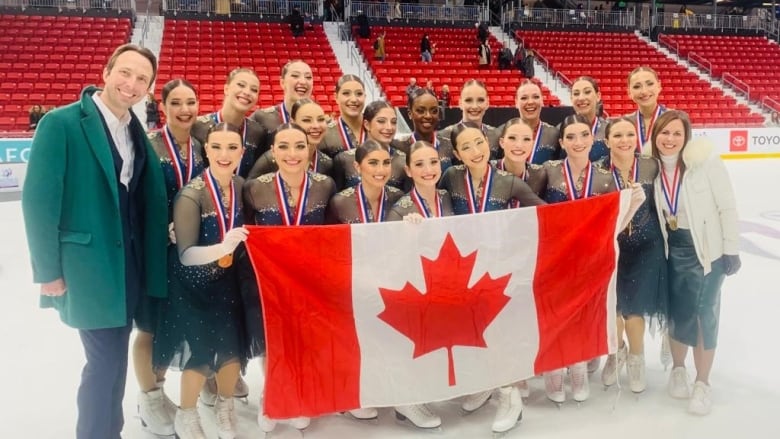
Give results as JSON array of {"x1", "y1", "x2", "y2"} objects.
[{"x1": 21, "y1": 44, "x2": 168, "y2": 439}]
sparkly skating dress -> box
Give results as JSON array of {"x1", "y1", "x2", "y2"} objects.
[{"x1": 439, "y1": 165, "x2": 545, "y2": 215}]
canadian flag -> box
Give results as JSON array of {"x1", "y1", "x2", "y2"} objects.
[{"x1": 246, "y1": 191, "x2": 631, "y2": 419}]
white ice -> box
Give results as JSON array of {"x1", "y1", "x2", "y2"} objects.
[{"x1": 1, "y1": 159, "x2": 779, "y2": 438}]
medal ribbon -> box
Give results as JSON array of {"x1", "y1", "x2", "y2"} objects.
[
  {"x1": 528, "y1": 122, "x2": 543, "y2": 164},
  {"x1": 356, "y1": 184, "x2": 386, "y2": 223},
  {"x1": 563, "y1": 158, "x2": 593, "y2": 201},
  {"x1": 162, "y1": 124, "x2": 195, "y2": 189},
  {"x1": 411, "y1": 187, "x2": 441, "y2": 218},
  {"x1": 464, "y1": 166, "x2": 493, "y2": 213},
  {"x1": 636, "y1": 106, "x2": 663, "y2": 153},
  {"x1": 279, "y1": 102, "x2": 290, "y2": 124},
  {"x1": 274, "y1": 171, "x2": 309, "y2": 226},
  {"x1": 591, "y1": 117, "x2": 600, "y2": 137},
  {"x1": 204, "y1": 168, "x2": 236, "y2": 240},
  {"x1": 611, "y1": 158, "x2": 639, "y2": 190},
  {"x1": 660, "y1": 164, "x2": 682, "y2": 219},
  {"x1": 309, "y1": 151, "x2": 319, "y2": 173},
  {"x1": 338, "y1": 117, "x2": 365, "y2": 151}
]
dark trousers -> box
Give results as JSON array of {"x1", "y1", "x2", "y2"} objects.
[{"x1": 76, "y1": 323, "x2": 133, "y2": 439}]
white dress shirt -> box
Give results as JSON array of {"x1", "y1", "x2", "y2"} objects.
[{"x1": 92, "y1": 93, "x2": 134, "y2": 188}]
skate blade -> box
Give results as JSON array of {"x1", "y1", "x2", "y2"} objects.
[
  {"x1": 492, "y1": 411, "x2": 523, "y2": 438},
  {"x1": 394, "y1": 412, "x2": 443, "y2": 433}
]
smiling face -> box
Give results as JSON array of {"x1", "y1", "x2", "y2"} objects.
[
  {"x1": 336, "y1": 80, "x2": 366, "y2": 119},
  {"x1": 292, "y1": 102, "x2": 327, "y2": 150},
  {"x1": 281, "y1": 61, "x2": 313, "y2": 102},
  {"x1": 409, "y1": 93, "x2": 440, "y2": 136},
  {"x1": 516, "y1": 82, "x2": 543, "y2": 122},
  {"x1": 272, "y1": 127, "x2": 310, "y2": 174},
  {"x1": 354, "y1": 148, "x2": 391, "y2": 191},
  {"x1": 653, "y1": 118, "x2": 686, "y2": 156},
  {"x1": 571, "y1": 79, "x2": 601, "y2": 120},
  {"x1": 205, "y1": 130, "x2": 243, "y2": 178},
  {"x1": 458, "y1": 83, "x2": 489, "y2": 123},
  {"x1": 405, "y1": 145, "x2": 441, "y2": 190},
  {"x1": 223, "y1": 71, "x2": 259, "y2": 114},
  {"x1": 499, "y1": 122, "x2": 534, "y2": 165},
  {"x1": 364, "y1": 107, "x2": 398, "y2": 146},
  {"x1": 100, "y1": 50, "x2": 154, "y2": 115},
  {"x1": 162, "y1": 85, "x2": 199, "y2": 133},
  {"x1": 559, "y1": 122, "x2": 593, "y2": 160},
  {"x1": 628, "y1": 70, "x2": 661, "y2": 112},
  {"x1": 606, "y1": 119, "x2": 637, "y2": 161},
  {"x1": 453, "y1": 127, "x2": 490, "y2": 171}
]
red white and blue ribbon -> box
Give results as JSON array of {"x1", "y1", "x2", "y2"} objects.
[
  {"x1": 356, "y1": 183, "x2": 386, "y2": 223},
  {"x1": 274, "y1": 171, "x2": 310, "y2": 225},
  {"x1": 411, "y1": 131, "x2": 440, "y2": 150},
  {"x1": 162, "y1": 124, "x2": 195, "y2": 189},
  {"x1": 562, "y1": 158, "x2": 593, "y2": 200},
  {"x1": 496, "y1": 159, "x2": 527, "y2": 181},
  {"x1": 309, "y1": 151, "x2": 320, "y2": 173},
  {"x1": 411, "y1": 187, "x2": 441, "y2": 218},
  {"x1": 203, "y1": 168, "x2": 236, "y2": 240},
  {"x1": 338, "y1": 117, "x2": 365, "y2": 151},
  {"x1": 279, "y1": 102, "x2": 291, "y2": 124},
  {"x1": 660, "y1": 163, "x2": 682, "y2": 219},
  {"x1": 611, "y1": 158, "x2": 639, "y2": 190},
  {"x1": 636, "y1": 105, "x2": 663, "y2": 153},
  {"x1": 527, "y1": 121, "x2": 543, "y2": 163},
  {"x1": 464, "y1": 166, "x2": 493, "y2": 213},
  {"x1": 591, "y1": 117, "x2": 600, "y2": 137}
]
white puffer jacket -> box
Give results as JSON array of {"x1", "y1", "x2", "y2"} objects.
[{"x1": 652, "y1": 137, "x2": 739, "y2": 275}]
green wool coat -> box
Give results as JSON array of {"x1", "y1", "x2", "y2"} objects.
[{"x1": 22, "y1": 86, "x2": 169, "y2": 329}]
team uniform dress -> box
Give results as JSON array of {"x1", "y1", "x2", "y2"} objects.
[
  {"x1": 439, "y1": 165, "x2": 545, "y2": 215},
  {"x1": 539, "y1": 159, "x2": 616, "y2": 203},
  {"x1": 136, "y1": 128, "x2": 205, "y2": 333},
  {"x1": 319, "y1": 117, "x2": 366, "y2": 158},
  {"x1": 588, "y1": 116, "x2": 609, "y2": 162},
  {"x1": 191, "y1": 112, "x2": 268, "y2": 178},
  {"x1": 491, "y1": 158, "x2": 546, "y2": 199},
  {"x1": 396, "y1": 132, "x2": 455, "y2": 174},
  {"x1": 439, "y1": 121, "x2": 501, "y2": 161},
  {"x1": 332, "y1": 146, "x2": 409, "y2": 191},
  {"x1": 326, "y1": 184, "x2": 404, "y2": 224},
  {"x1": 239, "y1": 171, "x2": 337, "y2": 356},
  {"x1": 597, "y1": 156, "x2": 667, "y2": 322},
  {"x1": 247, "y1": 149, "x2": 334, "y2": 180},
  {"x1": 624, "y1": 105, "x2": 668, "y2": 155},
  {"x1": 154, "y1": 172, "x2": 248, "y2": 374},
  {"x1": 386, "y1": 188, "x2": 455, "y2": 220}
]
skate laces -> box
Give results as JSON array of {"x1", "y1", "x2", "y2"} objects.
[
  {"x1": 545, "y1": 372, "x2": 564, "y2": 393},
  {"x1": 216, "y1": 398, "x2": 235, "y2": 428},
  {"x1": 571, "y1": 364, "x2": 586, "y2": 388},
  {"x1": 628, "y1": 356, "x2": 642, "y2": 381}
]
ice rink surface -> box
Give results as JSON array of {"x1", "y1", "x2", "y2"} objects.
[{"x1": 1, "y1": 159, "x2": 778, "y2": 438}]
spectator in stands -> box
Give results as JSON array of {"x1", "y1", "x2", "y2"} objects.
[
  {"x1": 478, "y1": 40, "x2": 491, "y2": 68},
  {"x1": 420, "y1": 33, "x2": 433, "y2": 63},
  {"x1": 356, "y1": 10, "x2": 370, "y2": 38},
  {"x1": 22, "y1": 43, "x2": 167, "y2": 439},
  {"x1": 772, "y1": 111, "x2": 780, "y2": 126},
  {"x1": 374, "y1": 31, "x2": 386, "y2": 61},
  {"x1": 439, "y1": 84, "x2": 451, "y2": 120},
  {"x1": 681, "y1": 4, "x2": 694, "y2": 28},
  {"x1": 406, "y1": 77, "x2": 420, "y2": 108},
  {"x1": 513, "y1": 45, "x2": 526, "y2": 73},
  {"x1": 425, "y1": 80, "x2": 435, "y2": 95},
  {"x1": 476, "y1": 21, "x2": 489, "y2": 44},
  {"x1": 290, "y1": 7, "x2": 305, "y2": 37},
  {"x1": 146, "y1": 93, "x2": 161, "y2": 130},
  {"x1": 28, "y1": 104, "x2": 45, "y2": 131}
]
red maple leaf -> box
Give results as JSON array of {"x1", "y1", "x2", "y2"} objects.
[{"x1": 377, "y1": 233, "x2": 512, "y2": 386}]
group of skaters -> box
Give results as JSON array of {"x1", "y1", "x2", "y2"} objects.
[{"x1": 22, "y1": 43, "x2": 740, "y2": 439}]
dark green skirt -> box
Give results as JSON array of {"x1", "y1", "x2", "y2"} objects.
[{"x1": 667, "y1": 228, "x2": 726, "y2": 350}]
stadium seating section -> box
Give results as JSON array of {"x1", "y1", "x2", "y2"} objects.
[
  {"x1": 0, "y1": 14, "x2": 132, "y2": 132},
  {"x1": 517, "y1": 30, "x2": 764, "y2": 126},
  {"x1": 0, "y1": 13, "x2": 772, "y2": 132},
  {"x1": 356, "y1": 25, "x2": 561, "y2": 108},
  {"x1": 662, "y1": 34, "x2": 780, "y2": 107}
]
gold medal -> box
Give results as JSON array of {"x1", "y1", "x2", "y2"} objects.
[
  {"x1": 668, "y1": 216, "x2": 678, "y2": 231},
  {"x1": 218, "y1": 253, "x2": 233, "y2": 268}
]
